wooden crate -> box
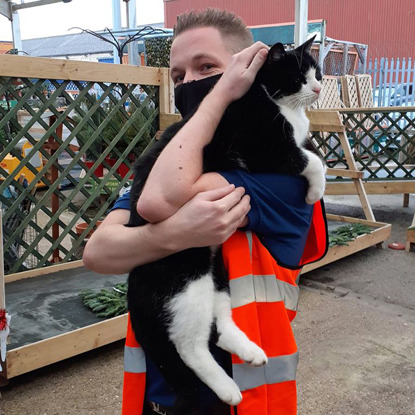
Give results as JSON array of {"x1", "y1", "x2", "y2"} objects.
[{"x1": 406, "y1": 228, "x2": 415, "y2": 252}]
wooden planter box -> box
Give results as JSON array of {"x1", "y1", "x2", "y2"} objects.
[
  {"x1": 406, "y1": 228, "x2": 415, "y2": 252},
  {"x1": 302, "y1": 214, "x2": 391, "y2": 274},
  {"x1": 0, "y1": 261, "x2": 128, "y2": 381}
]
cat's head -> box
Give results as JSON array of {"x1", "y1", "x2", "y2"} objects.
[{"x1": 258, "y1": 36, "x2": 322, "y2": 108}]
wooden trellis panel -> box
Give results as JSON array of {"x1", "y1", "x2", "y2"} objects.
[
  {"x1": 355, "y1": 74, "x2": 374, "y2": 108},
  {"x1": 341, "y1": 75, "x2": 360, "y2": 108},
  {"x1": 313, "y1": 76, "x2": 346, "y2": 109},
  {"x1": 0, "y1": 56, "x2": 171, "y2": 274}
]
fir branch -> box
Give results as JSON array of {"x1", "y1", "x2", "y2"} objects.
[{"x1": 80, "y1": 283, "x2": 127, "y2": 318}]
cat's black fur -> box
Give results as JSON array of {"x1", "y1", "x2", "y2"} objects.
[{"x1": 127, "y1": 38, "x2": 323, "y2": 413}]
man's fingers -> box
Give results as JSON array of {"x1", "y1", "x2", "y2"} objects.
[
  {"x1": 247, "y1": 48, "x2": 268, "y2": 74},
  {"x1": 198, "y1": 184, "x2": 236, "y2": 201},
  {"x1": 215, "y1": 187, "x2": 247, "y2": 210},
  {"x1": 243, "y1": 41, "x2": 269, "y2": 57},
  {"x1": 228, "y1": 194, "x2": 251, "y2": 218},
  {"x1": 243, "y1": 42, "x2": 268, "y2": 60},
  {"x1": 227, "y1": 194, "x2": 251, "y2": 231}
]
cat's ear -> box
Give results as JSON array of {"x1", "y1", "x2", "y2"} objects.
[
  {"x1": 268, "y1": 43, "x2": 286, "y2": 62},
  {"x1": 297, "y1": 35, "x2": 316, "y2": 53}
]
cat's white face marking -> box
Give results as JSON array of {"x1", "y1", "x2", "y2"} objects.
[{"x1": 302, "y1": 67, "x2": 322, "y2": 105}]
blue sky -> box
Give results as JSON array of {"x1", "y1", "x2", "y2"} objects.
[{"x1": 0, "y1": 0, "x2": 164, "y2": 41}]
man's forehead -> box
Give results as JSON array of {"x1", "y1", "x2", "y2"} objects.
[
  {"x1": 171, "y1": 52, "x2": 219, "y2": 70},
  {"x1": 171, "y1": 27, "x2": 229, "y2": 59}
]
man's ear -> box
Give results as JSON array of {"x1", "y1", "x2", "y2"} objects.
[
  {"x1": 297, "y1": 35, "x2": 316, "y2": 53},
  {"x1": 268, "y1": 43, "x2": 286, "y2": 62}
]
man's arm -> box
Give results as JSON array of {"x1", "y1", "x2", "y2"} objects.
[
  {"x1": 137, "y1": 43, "x2": 268, "y2": 223},
  {"x1": 83, "y1": 185, "x2": 250, "y2": 274}
]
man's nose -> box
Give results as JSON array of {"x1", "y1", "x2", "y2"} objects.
[{"x1": 183, "y1": 71, "x2": 201, "y2": 84}]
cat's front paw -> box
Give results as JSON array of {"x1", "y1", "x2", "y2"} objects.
[
  {"x1": 214, "y1": 377, "x2": 243, "y2": 406},
  {"x1": 306, "y1": 185, "x2": 325, "y2": 205},
  {"x1": 239, "y1": 342, "x2": 268, "y2": 366}
]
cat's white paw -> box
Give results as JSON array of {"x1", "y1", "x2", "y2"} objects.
[
  {"x1": 214, "y1": 377, "x2": 243, "y2": 406},
  {"x1": 306, "y1": 186, "x2": 325, "y2": 205},
  {"x1": 238, "y1": 342, "x2": 268, "y2": 366}
]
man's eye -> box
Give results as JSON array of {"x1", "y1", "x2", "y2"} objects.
[
  {"x1": 175, "y1": 75, "x2": 184, "y2": 85},
  {"x1": 202, "y1": 64, "x2": 214, "y2": 71}
]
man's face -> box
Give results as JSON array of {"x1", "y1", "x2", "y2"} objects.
[{"x1": 170, "y1": 27, "x2": 233, "y2": 87}]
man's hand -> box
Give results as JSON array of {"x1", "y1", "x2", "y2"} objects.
[
  {"x1": 161, "y1": 185, "x2": 251, "y2": 251},
  {"x1": 213, "y1": 42, "x2": 269, "y2": 105}
]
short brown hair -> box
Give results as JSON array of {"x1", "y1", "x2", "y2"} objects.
[{"x1": 173, "y1": 8, "x2": 253, "y2": 53}]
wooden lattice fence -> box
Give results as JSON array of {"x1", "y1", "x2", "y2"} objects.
[
  {"x1": 311, "y1": 107, "x2": 415, "y2": 182},
  {"x1": 0, "y1": 56, "x2": 174, "y2": 274}
]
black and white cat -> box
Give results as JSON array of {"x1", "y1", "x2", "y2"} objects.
[{"x1": 127, "y1": 37, "x2": 325, "y2": 412}]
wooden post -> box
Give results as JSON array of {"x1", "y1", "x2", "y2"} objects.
[
  {"x1": 0, "y1": 211, "x2": 5, "y2": 311},
  {"x1": 44, "y1": 114, "x2": 62, "y2": 263},
  {"x1": 307, "y1": 110, "x2": 376, "y2": 223},
  {"x1": 158, "y1": 68, "x2": 175, "y2": 123},
  {"x1": 0, "y1": 210, "x2": 9, "y2": 383},
  {"x1": 403, "y1": 193, "x2": 409, "y2": 208}
]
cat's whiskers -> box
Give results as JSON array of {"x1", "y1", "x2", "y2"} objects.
[
  {"x1": 281, "y1": 94, "x2": 302, "y2": 109},
  {"x1": 271, "y1": 89, "x2": 281, "y2": 99}
]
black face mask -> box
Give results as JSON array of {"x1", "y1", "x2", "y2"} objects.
[{"x1": 174, "y1": 74, "x2": 222, "y2": 117}]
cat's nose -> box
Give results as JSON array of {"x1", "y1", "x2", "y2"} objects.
[{"x1": 312, "y1": 86, "x2": 321, "y2": 95}]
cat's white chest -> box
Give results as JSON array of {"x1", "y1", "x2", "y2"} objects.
[{"x1": 278, "y1": 105, "x2": 309, "y2": 146}]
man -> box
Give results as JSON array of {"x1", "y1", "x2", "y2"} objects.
[{"x1": 84, "y1": 8, "x2": 327, "y2": 415}]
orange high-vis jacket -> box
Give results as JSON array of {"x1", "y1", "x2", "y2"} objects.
[
  {"x1": 123, "y1": 234, "x2": 310, "y2": 415},
  {"x1": 222, "y1": 231, "x2": 300, "y2": 415},
  {"x1": 122, "y1": 201, "x2": 328, "y2": 414}
]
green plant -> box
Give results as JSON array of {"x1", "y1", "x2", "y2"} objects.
[
  {"x1": 74, "y1": 94, "x2": 151, "y2": 161},
  {"x1": 329, "y1": 223, "x2": 373, "y2": 247},
  {"x1": 80, "y1": 283, "x2": 127, "y2": 318},
  {"x1": 145, "y1": 37, "x2": 172, "y2": 67}
]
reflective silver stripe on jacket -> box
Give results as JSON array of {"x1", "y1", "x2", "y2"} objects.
[
  {"x1": 229, "y1": 274, "x2": 299, "y2": 311},
  {"x1": 124, "y1": 345, "x2": 146, "y2": 373},
  {"x1": 233, "y1": 352, "x2": 299, "y2": 392},
  {"x1": 232, "y1": 231, "x2": 300, "y2": 311}
]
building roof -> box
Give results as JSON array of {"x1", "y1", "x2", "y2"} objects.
[
  {"x1": 21, "y1": 23, "x2": 166, "y2": 58},
  {"x1": 22, "y1": 32, "x2": 113, "y2": 57}
]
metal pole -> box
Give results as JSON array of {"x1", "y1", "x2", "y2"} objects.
[
  {"x1": 294, "y1": 0, "x2": 308, "y2": 47},
  {"x1": 11, "y1": 9, "x2": 22, "y2": 52},
  {"x1": 112, "y1": 0, "x2": 122, "y2": 64},
  {"x1": 319, "y1": 20, "x2": 326, "y2": 72},
  {"x1": 342, "y1": 43, "x2": 349, "y2": 75},
  {"x1": 127, "y1": 0, "x2": 139, "y2": 65}
]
